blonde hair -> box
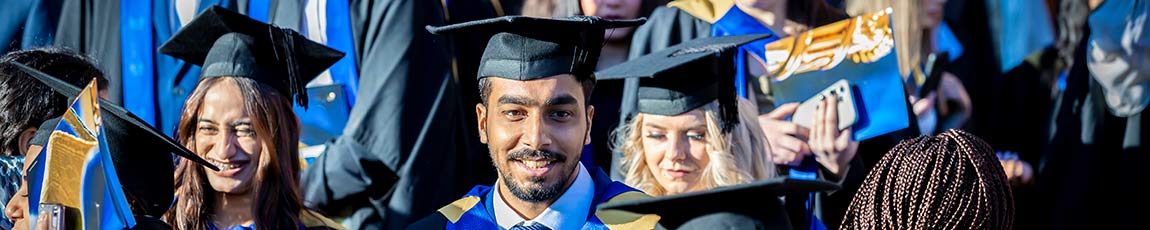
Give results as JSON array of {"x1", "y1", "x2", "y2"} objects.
[
  {"x1": 613, "y1": 99, "x2": 776, "y2": 196},
  {"x1": 848, "y1": 0, "x2": 921, "y2": 77}
]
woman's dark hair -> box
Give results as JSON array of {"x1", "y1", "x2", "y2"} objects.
[
  {"x1": 164, "y1": 77, "x2": 303, "y2": 230},
  {"x1": 0, "y1": 47, "x2": 107, "y2": 156},
  {"x1": 840, "y1": 130, "x2": 1014, "y2": 229}
]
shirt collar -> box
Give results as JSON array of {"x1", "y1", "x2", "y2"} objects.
[{"x1": 493, "y1": 162, "x2": 594, "y2": 229}]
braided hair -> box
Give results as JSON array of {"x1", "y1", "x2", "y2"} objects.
[{"x1": 840, "y1": 129, "x2": 1014, "y2": 229}]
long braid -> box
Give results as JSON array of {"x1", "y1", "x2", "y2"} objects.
[{"x1": 840, "y1": 129, "x2": 1014, "y2": 229}]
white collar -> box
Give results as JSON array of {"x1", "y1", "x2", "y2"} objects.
[{"x1": 493, "y1": 162, "x2": 594, "y2": 230}]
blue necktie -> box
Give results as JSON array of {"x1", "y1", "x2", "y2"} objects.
[{"x1": 509, "y1": 222, "x2": 551, "y2": 230}]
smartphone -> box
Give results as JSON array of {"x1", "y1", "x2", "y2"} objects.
[
  {"x1": 792, "y1": 79, "x2": 857, "y2": 130},
  {"x1": 916, "y1": 52, "x2": 949, "y2": 98}
]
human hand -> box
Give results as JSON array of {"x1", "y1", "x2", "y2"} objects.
[
  {"x1": 809, "y1": 95, "x2": 859, "y2": 177},
  {"x1": 758, "y1": 103, "x2": 811, "y2": 166},
  {"x1": 997, "y1": 151, "x2": 1034, "y2": 187},
  {"x1": 910, "y1": 92, "x2": 938, "y2": 117}
]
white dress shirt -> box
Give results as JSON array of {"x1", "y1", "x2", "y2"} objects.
[{"x1": 493, "y1": 163, "x2": 594, "y2": 230}]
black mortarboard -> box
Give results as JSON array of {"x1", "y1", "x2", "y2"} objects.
[
  {"x1": 29, "y1": 118, "x2": 59, "y2": 147},
  {"x1": 158, "y1": 6, "x2": 345, "y2": 108},
  {"x1": 426, "y1": 16, "x2": 646, "y2": 82},
  {"x1": 597, "y1": 177, "x2": 839, "y2": 229},
  {"x1": 15, "y1": 63, "x2": 219, "y2": 216},
  {"x1": 596, "y1": 34, "x2": 771, "y2": 132}
]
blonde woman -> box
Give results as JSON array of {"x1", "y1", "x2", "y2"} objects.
[
  {"x1": 616, "y1": 98, "x2": 775, "y2": 196},
  {"x1": 599, "y1": 34, "x2": 776, "y2": 196}
]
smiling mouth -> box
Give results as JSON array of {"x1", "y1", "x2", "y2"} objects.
[
  {"x1": 514, "y1": 159, "x2": 557, "y2": 177},
  {"x1": 208, "y1": 159, "x2": 248, "y2": 173}
]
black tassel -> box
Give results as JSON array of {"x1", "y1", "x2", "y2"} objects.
[
  {"x1": 269, "y1": 26, "x2": 307, "y2": 109},
  {"x1": 717, "y1": 51, "x2": 740, "y2": 133}
]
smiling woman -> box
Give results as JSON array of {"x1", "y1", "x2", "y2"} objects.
[
  {"x1": 168, "y1": 76, "x2": 308, "y2": 230},
  {"x1": 158, "y1": 6, "x2": 344, "y2": 230}
]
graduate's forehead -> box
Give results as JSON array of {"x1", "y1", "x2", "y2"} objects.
[{"x1": 486, "y1": 74, "x2": 587, "y2": 107}]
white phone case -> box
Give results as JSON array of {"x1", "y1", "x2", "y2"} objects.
[{"x1": 792, "y1": 79, "x2": 858, "y2": 130}]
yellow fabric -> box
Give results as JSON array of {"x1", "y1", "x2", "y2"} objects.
[
  {"x1": 595, "y1": 191, "x2": 661, "y2": 230},
  {"x1": 437, "y1": 196, "x2": 482, "y2": 223},
  {"x1": 300, "y1": 210, "x2": 348, "y2": 230},
  {"x1": 667, "y1": 0, "x2": 735, "y2": 23},
  {"x1": 41, "y1": 130, "x2": 96, "y2": 209}
]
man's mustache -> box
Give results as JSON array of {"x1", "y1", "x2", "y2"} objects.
[{"x1": 506, "y1": 148, "x2": 567, "y2": 162}]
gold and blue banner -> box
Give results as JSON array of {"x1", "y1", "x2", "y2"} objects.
[
  {"x1": 26, "y1": 80, "x2": 135, "y2": 229},
  {"x1": 764, "y1": 8, "x2": 910, "y2": 141}
]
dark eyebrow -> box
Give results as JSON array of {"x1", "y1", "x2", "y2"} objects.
[
  {"x1": 544, "y1": 94, "x2": 578, "y2": 106},
  {"x1": 498, "y1": 95, "x2": 539, "y2": 107}
]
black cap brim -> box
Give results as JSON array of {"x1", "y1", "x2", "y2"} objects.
[
  {"x1": 14, "y1": 63, "x2": 219, "y2": 172},
  {"x1": 597, "y1": 177, "x2": 839, "y2": 229}
]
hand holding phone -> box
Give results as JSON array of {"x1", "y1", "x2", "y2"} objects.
[{"x1": 792, "y1": 79, "x2": 857, "y2": 131}]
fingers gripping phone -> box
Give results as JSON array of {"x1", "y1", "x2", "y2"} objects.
[{"x1": 792, "y1": 79, "x2": 858, "y2": 131}]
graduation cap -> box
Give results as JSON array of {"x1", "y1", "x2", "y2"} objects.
[
  {"x1": 28, "y1": 117, "x2": 59, "y2": 147},
  {"x1": 158, "y1": 5, "x2": 345, "y2": 108},
  {"x1": 596, "y1": 34, "x2": 771, "y2": 132},
  {"x1": 597, "y1": 177, "x2": 840, "y2": 229},
  {"x1": 426, "y1": 16, "x2": 646, "y2": 82},
  {"x1": 14, "y1": 63, "x2": 219, "y2": 217}
]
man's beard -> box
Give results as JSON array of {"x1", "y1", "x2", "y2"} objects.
[{"x1": 498, "y1": 148, "x2": 572, "y2": 203}]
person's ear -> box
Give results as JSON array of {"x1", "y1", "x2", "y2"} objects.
[
  {"x1": 18, "y1": 128, "x2": 36, "y2": 155},
  {"x1": 477, "y1": 103, "x2": 489, "y2": 144},
  {"x1": 585, "y1": 105, "x2": 595, "y2": 145}
]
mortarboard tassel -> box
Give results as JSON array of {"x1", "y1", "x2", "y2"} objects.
[
  {"x1": 269, "y1": 26, "x2": 308, "y2": 109},
  {"x1": 716, "y1": 51, "x2": 740, "y2": 133}
]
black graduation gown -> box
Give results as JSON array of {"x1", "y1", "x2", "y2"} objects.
[
  {"x1": 1036, "y1": 37, "x2": 1150, "y2": 229},
  {"x1": 300, "y1": 0, "x2": 505, "y2": 229},
  {"x1": 53, "y1": 0, "x2": 120, "y2": 103}
]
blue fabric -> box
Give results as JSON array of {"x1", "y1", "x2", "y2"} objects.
[
  {"x1": 936, "y1": 23, "x2": 963, "y2": 61},
  {"x1": 122, "y1": 0, "x2": 156, "y2": 126},
  {"x1": 21, "y1": 0, "x2": 62, "y2": 49},
  {"x1": 444, "y1": 167, "x2": 640, "y2": 230},
  {"x1": 0, "y1": 156, "x2": 25, "y2": 229},
  {"x1": 82, "y1": 126, "x2": 136, "y2": 229},
  {"x1": 988, "y1": 0, "x2": 1054, "y2": 72},
  {"x1": 710, "y1": 6, "x2": 779, "y2": 98},
  {"x1": 248, "y1": 0, "x2": 269, "y2": 22},
  {"x1": 207, "y1": 223, "x2": 255, "y2": 230},
  {"x1": 0, "y1": 0, "x2": 60, "y2": 53},
  {"x1": 292, "y1": 0, "x2": 359, "y2": 145},
  {"x1": 323, "y1": 0, "x2": 359, "y2": 106}
]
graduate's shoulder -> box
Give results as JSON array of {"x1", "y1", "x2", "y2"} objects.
[{"x1": 407, "y1": 191, "x2": 486, "y2": 229}]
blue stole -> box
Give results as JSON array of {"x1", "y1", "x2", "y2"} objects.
[
  {"x1": 709, "y1": 6, "x2": 779, "y2": 98},
  {"x1": 444, "y1": 168, "x2": 640, "y2": 230}
]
